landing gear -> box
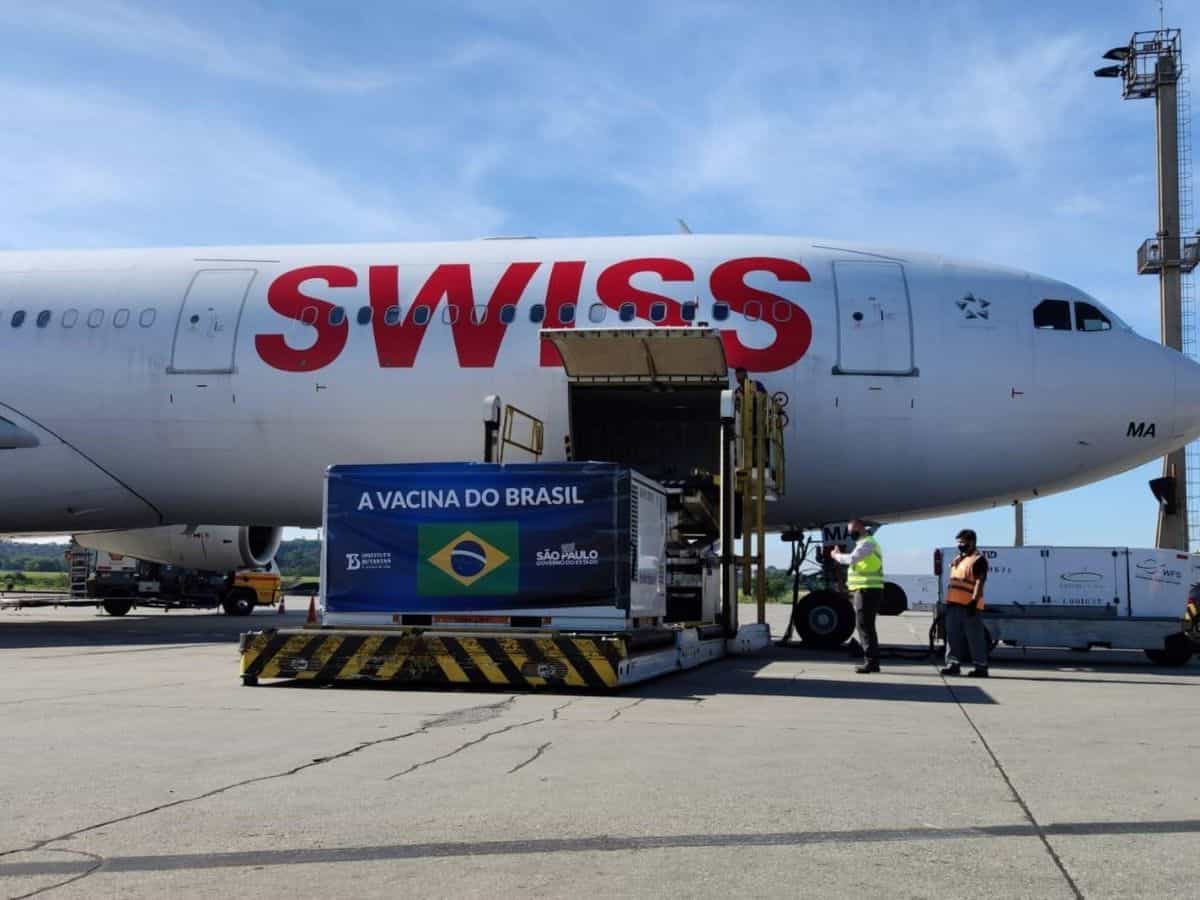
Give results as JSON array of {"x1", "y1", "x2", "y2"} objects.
[
  {"x1": 101, "y1": 598, "x2": 132, "y2": 617},
  {"x1": 793, "y1": 590, "x2": 855, "y2": 648}
]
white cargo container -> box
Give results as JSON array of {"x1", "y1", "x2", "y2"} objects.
[{"x1": 935, "y1": 546, "x2": 1199, "y2": 665}]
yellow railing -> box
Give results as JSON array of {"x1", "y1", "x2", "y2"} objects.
[
  {"x1": 500, "y1": 404, "x2": 545, "y2": 462},
  {"x1": 736, "y1": 387, "x2": 787, "y2": 624}
]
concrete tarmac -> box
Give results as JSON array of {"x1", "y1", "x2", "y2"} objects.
[{"x1": 1, "y1": 601, "x2": 1198, "y2": 899}]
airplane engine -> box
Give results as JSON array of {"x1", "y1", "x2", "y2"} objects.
[{"x1": 75, "y1": 525, "x2": 282, "y2": 572}]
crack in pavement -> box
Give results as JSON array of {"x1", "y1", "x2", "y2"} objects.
[
  {"x1": 507, "y1": 742, "x2": 552, "y2": 775},
  {"x1": 387, "y1": 718, "x2": 543, "y2": 780},
  {"x1": 550, "y1": 699, "x2": 575, "y2": 720},
  {"x1": 0, "y1": 696, "x2": 518, "y2": 866},
  {"x1": 9, "y1": 847, "x2": 106, "y2": 900},
  {"x1": 0, "y1": 683, "x2": 190, "y2": 707},
  {"x1": 606, "y1": 698, "x2": 645, "y2": 721}
]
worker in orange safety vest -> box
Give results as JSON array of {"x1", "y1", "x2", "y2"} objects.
[{"x1": 940, "y1": 528, "x2": 990, "y2": 677}]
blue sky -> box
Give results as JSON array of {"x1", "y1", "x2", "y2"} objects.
[{"x1": 2, "y1": 1, "x2": 1198, "y2": 572}]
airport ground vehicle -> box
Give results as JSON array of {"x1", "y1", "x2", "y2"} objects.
[
  {"x1": 240, "y1": 331, "x2": 778, "y2": 688},
  {"x1": 89, "y1": 554, "x2": 281, "y2": 617},
  {"x1": 934, "y1": 545, "x2": 1200, "y2": 665}
]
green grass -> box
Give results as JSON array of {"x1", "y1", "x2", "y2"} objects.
[{"x1": 0, "y1": 570, "x2": 70, "y2": 591}]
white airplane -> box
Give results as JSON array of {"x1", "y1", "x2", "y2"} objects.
[{"x1": 1, "y1": 234, "x2": 1197, "y2": 571}]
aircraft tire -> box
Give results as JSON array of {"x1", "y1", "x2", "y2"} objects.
[
  {"x1": 102, "y1": 598, "x2": 132, "y2": 617},
  {"x1": 1144, "y1": 633, "x2": 1194, "y2": 667},
  {"x1": 222, "y1": 588, "x2": 257, "y2": 617},
  {"x1": 794, "y1": 590, "x2": 855, "y2": 648}
]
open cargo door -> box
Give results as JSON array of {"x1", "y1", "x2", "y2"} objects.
[
  {"x1": 542, "y1": 327, "x2": 728, "y2": 384},
  {"x1": 542, "y1": 328, "x2": 729, "y2": 484}
]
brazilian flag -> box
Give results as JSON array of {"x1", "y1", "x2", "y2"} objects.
[{"x1": 418, "y1": 522, "x2": 519, "y2": 596}]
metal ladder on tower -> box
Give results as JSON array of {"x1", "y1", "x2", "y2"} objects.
[
  {"x1": 67, "y1": 542, "x2": 91, "y2": 599},
  {"x1": 735, "y1": 386, "x2": 787, "y2": 626}
]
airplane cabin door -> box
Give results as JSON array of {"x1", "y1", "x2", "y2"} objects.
[
  {"x1": 168, "y1": 269, "x2": 256, "y2": 374},
  {"x1": 833, "y1": 261, "x2": 916, "y2": 375}
]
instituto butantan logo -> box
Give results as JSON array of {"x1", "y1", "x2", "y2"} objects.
[{"x1": 419, "y1": 523, "x2": 518, "y2": 595}]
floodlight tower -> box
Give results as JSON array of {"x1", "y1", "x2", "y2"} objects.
[{"x1": 1096, "y1": 30, "x2": 1200, "y2": 550}]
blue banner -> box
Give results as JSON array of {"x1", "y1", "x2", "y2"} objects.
[{"x1": 324, "y1": 462, "x2": 630, "y2": 614}]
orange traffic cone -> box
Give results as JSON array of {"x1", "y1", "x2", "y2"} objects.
[
  {"x1": 306, "y1": 595, "x2": 318, "y2": 626},
  {"x1": 277, "y1": 594, "x2": 286, "y2": 614}
]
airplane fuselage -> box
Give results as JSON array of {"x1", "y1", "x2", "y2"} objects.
[{"x1": 2, "y1": 234, "x2": 1197, "y2": 533}]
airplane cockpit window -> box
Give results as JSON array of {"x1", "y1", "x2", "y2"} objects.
[
  {"x1": 356, "y1": 305, "x2": 371, "y2": 325},
  {"x1": 64, "y1": 309, "x2": 79, "y2": 328},
  {"x1": 329, "y1": 306, "x2": 346, "y2": 326},
  {"x1": 681, "y1": 301, "x2": 697, "y2": 322},
  {"x1": 36, "y1": 310, "x2": 51, "y2": 328},
  {"x1": 413, "y1": 305, "x2": 431, "y2": 325},
  {"x1": 1033, "y1": 299, "x2": 1071, "y2": 331},
  {"x1": 588, "y1": 303, "x2": 606, "y2": 323},
  {"x1": 138, "y1": 309, "x2": 155, "y2": 328},
  {"x1": 1075, "y1": 302, "x2": 1112, "y2": 332},
  {"x1": 499, "y1": 304, "x2": 516, "y2": 324},
  {"x1": 649, "y1": 302, "x2": 667, "y2": 323},
  {"x1": 11, "y1": 310, "x2": 25, "y2": 328},
  {"x1": 113, "y1": 309, "x2": 129, "y2": 328},
  {"x1": 712, "y1": 302, "x2": 729, "y2": 321},
  {"x1": 619, "y1": 302, "x2": 636, "y2": 322},
  {"x1": 558, "y1": 303, "x2": 576, "y2": 324},
  {"x1": 383, "y1": 305, "x2": 402, "y2": 326},
  {"x1": 529, "y1": 303, "x2": 545, "y2": 323}
]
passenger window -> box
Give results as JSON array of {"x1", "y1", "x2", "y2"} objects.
[
  {"x1": 300, "y1": 306, "x2": 318, "y2": 326},
  {"x1": 713, "y1": 303, "x2": 730, "y2": 321},
  {"x1": 649, "y1": 302, "x2": 667, "y2": 323},
  {"x1": 619, "y1": 303, "x2": 636, "y2": 322},
  {"x1": 499, "y1": 304, "x2": 516, "y2": 325},
  {"x1": 356, "y1": 305, "x2": 372, "y2": 325},
  {"x1": 681, "y1": 301, "x2": 697, "y2": 322},
  {"x1": 88, "y1": 309, "x2": 104, "y2": 328},
  {"x1": 471, "y1": 305, "x2": 487, "y2": 325},
  {"x1": 1075, "y1": 302, "x2": 1112, "y2": 332},
  {"x1": 530, "y1": 303, "x2": 545, "y2": 324},
  {"x1": 1033, "y1": 299, "x2": 1071, "y2": 331},
  {"x1": 11, "y1": 310, "x2": 25, "y2": 328},
  {"x1": 413, "y1": 305, "x2": 431, "y2": 326},
  {"x1": 558, "y1": 303, "x2": 576, "y2": 324},
  {"x1": 773, "y1": 300, "x2": 793, "y2": 322},
  {"x1": 113, "y1": 308, "x2": 129, "y2": 328},
  {"x1": 36, "y1": 310, "x2": 51, "y2": 328},
  {"x1": 744, "y1": 301, "x2": 762, "y2": 322},
  {"x1": 588, "y1": 303, "x2": 606, "y2": 323},
  {"x1": 384, "y1": 305, "x2": 403, "y2": 326},
  {"x1": 64, "y1": 309, "x2": 79, "y2": 328},
  {"x1": 329, "y1": 306, "x2": 346, "y2": 326},
  {"x1": 138, "y1": 309, "x2": 155, "y2": 328},
  {"x1": 442, "y1": 306, "x2": 459, "y2": 324}
]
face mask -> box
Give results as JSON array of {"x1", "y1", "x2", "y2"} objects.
[
  {"x1": 957, "y1": 542, "x2": 970, "y2": 553},
  {"x1": 849, "y1": 530, "x2": 863, "y2": 540}
]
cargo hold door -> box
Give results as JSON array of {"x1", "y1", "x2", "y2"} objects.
[
  {"x1": 833, "y1": 261, "x2": 916, "y2": 376},
  {"x1": 542, "y1": 327, "x2": 729, "y2": 482}
]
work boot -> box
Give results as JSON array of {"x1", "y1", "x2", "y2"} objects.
[
  {"x1": 939, "y1": 664, "x2": 962, "y2": 676},
  {"x1": 855, "y1": 660, "x2": 880, "y2": 674},
  {"x1": 967, "y1": 666, "x2": 989, "y2": 678}
]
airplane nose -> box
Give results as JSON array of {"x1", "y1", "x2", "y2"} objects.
[{"x1": 1174, "y1": 355, "x2": 1200, "y2": 443}]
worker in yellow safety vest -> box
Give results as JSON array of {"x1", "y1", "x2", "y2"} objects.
[
  {"x1": 940, "y1": 528, "x2": 990, "y2": 678},
  {"x1": 828, "y1": 519, "x2": 884, "y2": 674}
]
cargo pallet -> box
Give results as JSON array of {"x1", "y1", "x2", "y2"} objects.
[{"x1": 240, "y1": 622, "x2": 771, "y2": 689}]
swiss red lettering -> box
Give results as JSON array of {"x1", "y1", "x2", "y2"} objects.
[
  {"x1": 254, "y1": 265, "x2": 353, "y2": 372},
  {"x1": 539, "y1": 261, "x2": 586, "y2": 367},
  {"x1": 710, "y1": 257, "x2": 812, "y2": 372},
  {"x1": 368, "y1": 263, "x2": 540, "y2": 368},
  {"x1": 595, "y1": 257, "x2": 692, "y2": 326}
]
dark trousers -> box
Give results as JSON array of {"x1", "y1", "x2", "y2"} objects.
[
  {"x1": 944, "y1": 602, "x2": 989, "y2": 668},
  {"x1": 853, "y1": 588, "x2": 881, "y2": 662}
]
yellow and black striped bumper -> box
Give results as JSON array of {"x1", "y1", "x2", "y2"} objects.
[{"x1": 240, "y1": 629, "x2": 627, "y2": 689}]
